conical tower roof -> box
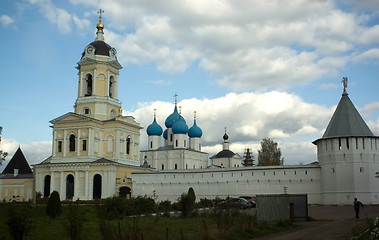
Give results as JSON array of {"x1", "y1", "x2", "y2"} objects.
[
  {"x1": 2, "y1": 147, "x2": 32, "y2": 174},
  {"x1": 322, "y1": 92, "x2": 374, "y2": 139}
]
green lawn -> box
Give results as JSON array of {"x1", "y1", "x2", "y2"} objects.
[{"x1": 0, "y1": 203, "x2": 292, "y2": 240}]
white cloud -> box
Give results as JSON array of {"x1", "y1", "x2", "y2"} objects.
[
  {"x1": 0, "y1": 139, "x2": 51, "y2": 172},
  {"x1": 0, "y1": 15, "x2": 14, "y2": 27},
  {"x1": 126, "y1": 91, "x2": 333, "y2": 164},
  {"x1": 353, "y1": 48, "x2": 379, "y2": 63}
]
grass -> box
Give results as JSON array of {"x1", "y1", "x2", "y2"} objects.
[{"x1": 0, "y1": 203, "x2": 293, "y2": 240}]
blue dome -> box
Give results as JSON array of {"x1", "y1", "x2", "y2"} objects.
[
  {"x1": 165, "y1": 106, "x2": 185, "y2": 128},
  {"x1": 163, "y1": 129, "x2": 168, "y2": 139},
  {"x1": 146, "y1": 117, "x2": 163, "y2": 136},
  {"x1": 188, "y1": 120, "x2": 202, "y2": 138},
  {"x1": 172, "y1": 120, "x2": 188, "y2": 134}
]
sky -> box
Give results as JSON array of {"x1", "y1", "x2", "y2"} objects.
[{"x1": 1, "y1": 0, "x2": 379, "y2": 170}]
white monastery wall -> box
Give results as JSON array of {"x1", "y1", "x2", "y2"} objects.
[{"x1": 132, "y1": 165, "x2": 321, "y2": 204}]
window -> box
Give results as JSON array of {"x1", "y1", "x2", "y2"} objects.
[
  {"x1": 150, "y1": 141, "x2": 153, "y2": 149},
  {"x1": 107, "y1": 136, "x2": 113, "y2": 152},
  {"x1": 360, "y1": 167, "x2": 364, "y2": 173},
  {"x1": 346, "y1": 138, "x2": 349, "y2": 149},
  {"x1": 356, "y1": 138, "x2": 359, "y2": 149},
  {"x1": 184, "y1": 140, "x2": 186, "y2": 147},
  {"x1": 84, "y1": 108, "x2": 90, "y2": 114},
  {"x1": 82, "y1": 140, "x2": 87, "y2": 151},
  {"x1": 69, "y1": 134, "x2": 75, "y2": 152},
  {"x1": 170, "y1": 134, "x2": 173, "y2": 142},
  {"x1": 126, "y1": 137, "x2": 131, "y2": 154},
  {"x1": 338, "y1": 138, "x2": 341, "y2": 150},
  {"x1": 85, "y1": 74, "x2": 92, "y2": 96},
  {"x1": 109, "y1": 76, "x2": 115, "y2": 98},
  {"x1": 161, "y1": 164, "x2": 164, "y2": 170},
  {"x1": 175, "y1": 164, "x2": 178, "y2": 169},
  {"x1": 58, "y1": 141, "x2": 62, "y2": 152},
  {"x1": 362, "y1": 138, "x2": 365, "y2": 149},
  {"x1": 175, "y1": 140, "x2": 178, "y2": 147}
]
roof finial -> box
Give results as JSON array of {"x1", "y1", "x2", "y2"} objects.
[
  {"x1": 97, "y1": 9, "x2": 104, "y2": 21},
  {"x1": 174, "y1": 94, "x2": 178, "y2": 107},
  {"x1": 224, "y1": 127, "x2": 227, "y2": 133},
  {"x1": 179, "y1": 106, "x2": 182, "y2": 115},
  {"x1": 194, "y1": 111, "x2": 197, "y2": 120},
  {"x1": 95, "y1": 9, "x2": 105, "y2": 41},
  {"x1": 154, "y1": 108, "x2": 157, "y2": 118},
  {"x1": 342, "y1": 77, "x2": 348, "y2": 95}
]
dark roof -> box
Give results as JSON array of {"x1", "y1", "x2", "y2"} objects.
[
  {"x1": 322, "y1": 93, "x2": 374, "y2": 139},
  {"x1": 89, "y1": 41, "x2": 111, "y2": 56},
  {"x1": 2, "y1": 147, "x2": 32, "y2": 174},
  {"x1": 211, "y1": 150, "x2": 235, "y2": 159}
]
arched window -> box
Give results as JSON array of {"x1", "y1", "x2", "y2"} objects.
[
  {"x1": 93, "y1": 174, "x2": 102, "y2": 199},
  {"x1": 43, "y1": 175, "x2": 51, "y2": 197},
  {"x1": 85, "y1": 74, "x2": 93, "y2": 96},
  {"x1": 83, "y1": 108, "x2": 90, "y2": 115},
  {"x1": 69, "y1": 134, "x2": 76, "y2": 152},
  {"x1": 126, "y1": 136, "x2": 131, "y2": 155},
  {"x1": 109, "y1": 76, "x2": 115, "y2": 98},
  {"x1": 119, "y1": 187, "x2": 131, "y2": 198},
  {"x1": 66, "y1": 174, "x2": 74, "y2": 200}
]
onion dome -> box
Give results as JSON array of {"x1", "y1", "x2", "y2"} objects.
[
  {"x1": 163, "y1": 129, "x2": 168, "y2": 139},
  {"x1": 165, "y1": 105, "x2": 185, "y2": 128},
  {"x1": 172, "y1": 119, "x2": 188, "y2": 134},
  {"x1": 146, "y1": 112, "x2": 163, "y2": 136},
  {"x1": 223, "y1": 132, "x2": 229, "y2": 141},
  {"x1": 188, "y1": 112, "x2": 202, "y2": 138}
]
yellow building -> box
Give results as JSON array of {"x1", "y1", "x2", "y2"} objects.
[
  {"x1": 34, "y1": 16, "x2": 149, "y2": 200},
  {"x1": 0, "y1": 147, "x2": 33, "y2": 201}
]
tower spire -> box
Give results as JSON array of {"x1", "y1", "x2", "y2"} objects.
[
  {"x1": 95, "y1": 9, "x2": 105, "y2": 41},
  {"x1": 174, "y1": 94, "x2": 178, "y2": 107}
]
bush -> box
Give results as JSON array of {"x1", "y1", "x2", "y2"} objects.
[
  {"x1": 46, "y1": 191, "x2": 62, "y2": 219},
  {"x1": 63, "y1": 204, "x2": 85, "y2": 240},
  {"x1": 6, "y1": 203, "x2": 33, "y2": 240}
]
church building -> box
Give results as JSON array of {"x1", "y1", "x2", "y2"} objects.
[
  {"x1": 33, "y1": 16, "x2": 149, "y2": 201},
  {"x1": 140, "y1": 101, "x2": 208, "y2": 170}
]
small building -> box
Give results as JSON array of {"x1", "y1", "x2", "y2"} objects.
[
  {"x1": 0, "y1": 147, "x2": 33, "y2": 201},
  {"x1": 210, "y1": 130, "x2": 243, "y2": 168}
]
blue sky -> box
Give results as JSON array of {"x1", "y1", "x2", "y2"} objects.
[{"x1": 1, "y1": 0, "x2": 379, "y2": 169}]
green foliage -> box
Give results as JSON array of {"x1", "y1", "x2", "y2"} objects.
[
  {"x1": 46, "y1": 191, "x2": 62, "y2": 218},
  {"x1": 98, "y1": 196, "x2": 157, "y2": 220},
  {"x1": 178, "y1": 189, "x2": 196, "y2": 218},
  {"x1": 352, "y1": 217, "x2": 379, "y2": 239},
  {"x1": 6, "y1": 203, "x2": 33, "y2": 240},
  {"x1": 257, "y1": 137, "x2": 284, "y2": 166},
  {"x1": 63, "y1": 204, "x2": 85, "y2": 240}
]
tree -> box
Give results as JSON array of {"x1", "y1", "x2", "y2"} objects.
[
  {"x1": 0, "y1": 126, "x2": 8, "y2": 165},
  {"x1": 46, "y1": 191, "x2": 62, "y2": 218},
  {"x1": 257, "y1": 138, "x2": 284, "y2": 166}
]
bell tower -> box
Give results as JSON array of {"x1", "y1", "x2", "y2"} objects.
[{"x1": 74, "y1": 10, "x2": 122, "y2": 121}]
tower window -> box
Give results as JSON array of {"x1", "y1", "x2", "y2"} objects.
[
  {"x1": 82, "y1": 140, "x2": 87, "y2": 151},
  {"x1": 109, "y1": 76, "x2": 115, "y2": 98},
  {"x1": 161, "y1": 164, "x2": 164, "y2": 170},
  {"x1": 175, "y1": 164, "x2": 177, "y2": 169},
  {"x1": 150, "y1": 141, "x2": 153, "y2": 149},
  {"x1": 175, "y1": 140, "x2": 178, "y2": 147},
  {"x1": 58, "y1": 141, "x2": 62, "y2": 152},
  {"x1": 69, "y1": 134, "x2": 75, "y2": 152},
  {"x1": 346, "y1": 138, "x2": 349, "y2": 150},
  {"x1": 170, "y1": 134, "x2": 173, "y2": 142},
  {"x1": 85, "y1": 74, "x2": 92, "y2": 96},
  {"x1": 84, "y1": 108, "x2": 90, "y2": 114}
]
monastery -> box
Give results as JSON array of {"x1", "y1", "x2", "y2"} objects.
[{"x1": 1, "y1": 16, "x2": 379, "y2": 205}]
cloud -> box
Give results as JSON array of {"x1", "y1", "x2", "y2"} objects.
[
  {"x1": 353, "y1": 48, "x2": 379, "y2": 63},
  {"x1": 0, "y1": 139, "x2": 51, "y2": 172},
  {"x1": 126, "y1": 91, "x2": 333, "y2": 164},
  {"x1": 0, "y1": 15, "x2": 14, "y2": 27},
  {"x1": 27, "y1": 0, "x2": 90, "y2": 34},
  {"x1": 77, "y1": 0, "x2": 378, "y2": 91}
]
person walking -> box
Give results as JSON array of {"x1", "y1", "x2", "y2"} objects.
[{"x1": 354, "y1": 198, "x2": 364, "y2": 218}]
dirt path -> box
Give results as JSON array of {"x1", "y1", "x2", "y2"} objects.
[{"x1": 254, "y1": 205, "x2": 379, "y2": 240}]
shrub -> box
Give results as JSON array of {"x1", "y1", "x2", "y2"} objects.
[
  {"x1": 6, "y1": 203, "x2": 33, "y2": 240},
  {"x1": 63, "y1": 204, "x2": 85, "y2": 240},
  {"x1": 46, "y1": 191, "x2": 62, "y2": 219}
]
